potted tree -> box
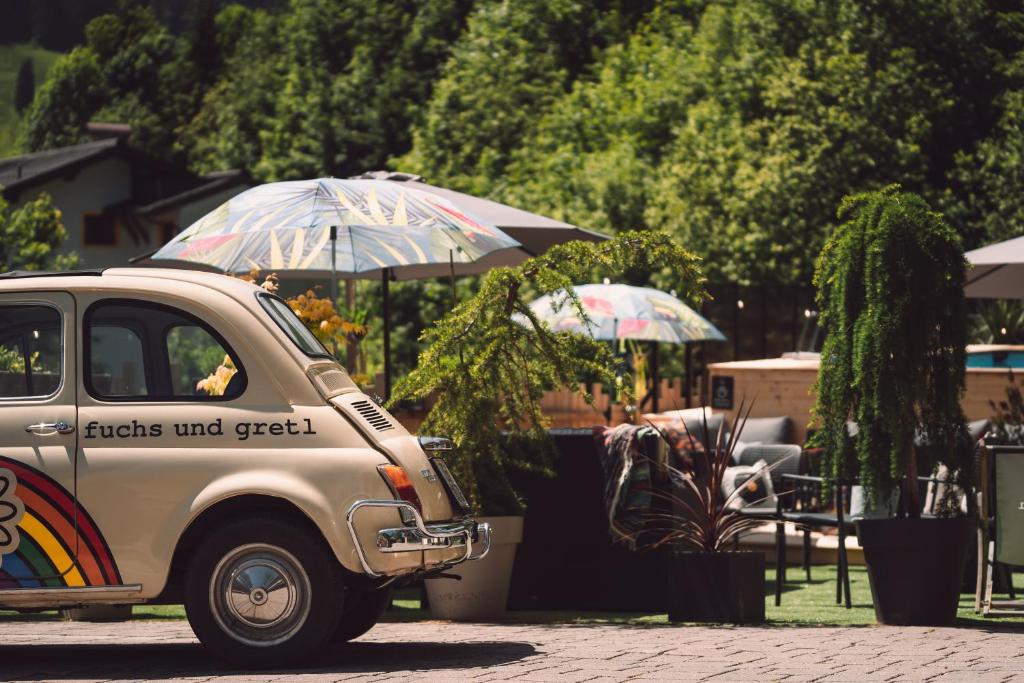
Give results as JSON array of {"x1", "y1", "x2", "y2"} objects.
[
  {"x1": 389, "y1": 231, "x2": 703, "y2": 620},
  {"x1": 813, "y1": 185, "x2": 975, "y2": 626}
]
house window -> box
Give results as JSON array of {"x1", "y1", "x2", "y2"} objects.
[{"x1": 83, "y1": 213, "x2": 117, "y2": 246}]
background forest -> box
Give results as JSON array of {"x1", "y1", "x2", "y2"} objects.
[{"x1": 5, "y1": 0, "x2": 1024, "y2": 374}]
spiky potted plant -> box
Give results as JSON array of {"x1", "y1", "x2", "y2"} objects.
[
  {"x1": 813, "y1": 186, "x2": 975, "y2": 626},
  {"x1": 641, "y1": 404, "x2": 785, "y2": 624}
]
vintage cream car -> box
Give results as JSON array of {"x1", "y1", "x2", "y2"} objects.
[{"x1": 0, "y1": 268, "x2": 489, "y2": 664}]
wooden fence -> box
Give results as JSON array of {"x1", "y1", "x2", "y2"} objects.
[
  {"x1": 364, "y1": 374, "x2": 701, "y2": 433},
  {"x1": 708, "y1": 359, "x2": 1014, "y2": 444}
]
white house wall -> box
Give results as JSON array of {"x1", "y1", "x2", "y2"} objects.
[{"x1": 12, "y1": 157, "x2": 150, "y2": 269}]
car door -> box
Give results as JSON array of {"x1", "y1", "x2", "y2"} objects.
[
  {"x1": 0, "y1": 291, "x2": 88, "y2": 589},
  {"x1": 74, "y1": 294, "x2": 252, "y2": 591}
]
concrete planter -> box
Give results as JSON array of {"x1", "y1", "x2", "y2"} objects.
[{"x1": 425, "y1": 515, "x2": 523, "y2": 621}]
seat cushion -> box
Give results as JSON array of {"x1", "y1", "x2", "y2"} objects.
[
  {"x1": 738, "y1": 416, "x2": 793, "y2": 444},
  {"x1": 737, "y1": 444, "x2": 802, "y2": 491},
  {"x1": 722, "y1": 459, "x2": 776, "y2": 509}
]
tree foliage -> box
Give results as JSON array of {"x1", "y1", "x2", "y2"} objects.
[
  {"x1": 403, "y1": 1, "x2": 1024, "y2": 285},
  {"x1": 389, "y1": 230, "x2": 704, "y2": 514},
  {"x1": 0, "y1": 192, "x2": 77, "y2": 272},
  {"x1": 14, "y1": 58, "x2": 34, "y2": 114},
  {"x1": 22, "y1": 3, "x2": 195, "y2": 159},
  {"x1": 18, "y1": 0, "x2": 1024, "y2": 290},
  {"x1": 812, "y1": 186, "x2": 970, "y2": 508}
]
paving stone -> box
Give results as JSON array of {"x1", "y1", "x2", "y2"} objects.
[{"x1": 1, "y1": 620, "x2": 1023, "y2": 681}]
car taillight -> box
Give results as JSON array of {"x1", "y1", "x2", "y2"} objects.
[{"x1": 377, "y1": 464, "x2": 422, "y2": 512}]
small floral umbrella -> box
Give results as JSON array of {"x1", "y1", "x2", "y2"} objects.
[
  {"x1": 529, "y1": 284, "x2": 725, "y2": 412},
  {"x1": 528, "y1": 284, "x2": 725, "y2": 344}
]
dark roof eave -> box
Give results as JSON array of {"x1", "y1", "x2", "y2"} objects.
[
  {"x1": 0, "y1": 138, "x2": 124, "y2": 199},
  {"x1": 134, "y1": 170, "x2": 251, "y2": 216}
]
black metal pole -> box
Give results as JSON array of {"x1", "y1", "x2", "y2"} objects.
[
  {"x1": 684, "y1": 342, "x2": 693, "y2": 408},
  {"x1": 650, "y1": 342, "x2": 659, "y2": 413},
  {"x1": 329, "y1": 226, "x2": 338, "y2": 306},
  {"x1": 761, "y1": 283, "x2": 768, "y2": 359},
  {"x1": 733, "y1": 283, "x2": 741, "y2": 360},
  {"x1": 382, "y1": 268, "x2": 391, "y2": 401}
]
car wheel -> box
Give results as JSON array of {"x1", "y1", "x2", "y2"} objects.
[
  {"x1": 334, "y1": 587, "x2": 393, "y2": 642},
  {"x1": 185, "y1": 516, "x2": 343, "y2": 666}
]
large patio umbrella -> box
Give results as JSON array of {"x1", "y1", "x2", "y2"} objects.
[
  {"x1": 354, "y1": 171, "x2": 609, "y2": 277},
  {"x1": 528, "y1": 284, "x2": 725, "y2": 410},
  {"x1": 966, "y1": 236, "x2": 1024, "y2": 299},
  {"x1": 152, "y1": 178, "x2": 521, "y2": 397}
]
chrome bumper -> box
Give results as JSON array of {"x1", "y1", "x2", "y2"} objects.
[{"x1": 345, "y1": 499, "x2": 492, "y2": 578}]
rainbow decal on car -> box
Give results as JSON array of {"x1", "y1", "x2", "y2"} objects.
[{"x1": 0, "y1": 456, "x2": 122, "y2": 589}]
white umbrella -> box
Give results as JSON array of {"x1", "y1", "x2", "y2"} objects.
[{"x1": 966, "y1": 236, "x2": 1024, "y2": 299}]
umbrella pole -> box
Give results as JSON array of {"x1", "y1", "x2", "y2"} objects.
[
  {"x1": 345, "y1": 281, "x2": 356, "y2": 372},
  {"x1": 684, "y1": 342, "x2": 693, "y2": 408},
  {"x1": 330, "y1": 226, "x2": 338, "y2": 306},
  {"x1": 382, "y1": 268, "x2": 392, "y2": 402},
  {"x1": 449, "y1": 249, "x2": 457, "y2": 309},
  {"x1": 651, "y1": 341, "x2": 659, "y2": 413}
]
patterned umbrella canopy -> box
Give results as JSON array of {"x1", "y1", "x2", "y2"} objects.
[
  {"x1": 529, "y1": 284, "x2": 726, "y2": 344},
  {"x1": 152, "y1": 178, "x2": 521, "y2": 275}
]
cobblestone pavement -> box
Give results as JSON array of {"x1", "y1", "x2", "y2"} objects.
[{"x1": 1, "y1": 619, "x2": 1023, "y2": 682}]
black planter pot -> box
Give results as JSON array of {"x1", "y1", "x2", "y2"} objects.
[
  {"x1": 669, "y1": 551, "x2": 765, "y2": 624},
  {"x1": 856, "y1": 517, "x2": 974, "y2": 626}
]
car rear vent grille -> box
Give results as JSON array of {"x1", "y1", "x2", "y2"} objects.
[{"x1": 351, "y1": 399, "x2": 394, "y2": 432}]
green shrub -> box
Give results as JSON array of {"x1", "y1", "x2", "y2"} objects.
[{"x1": 813, "y1": 185, "x2": 971, "y2": 511}]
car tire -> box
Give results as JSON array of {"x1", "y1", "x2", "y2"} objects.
[
  {"x1": 184, "y1": 515, "x2": 344, "y2": 666},
  {"x1": 334, "y1": 587, "x2": 393, "y2": 642}
]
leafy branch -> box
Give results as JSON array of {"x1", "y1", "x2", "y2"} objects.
[{"x1": 389, "y1": 230, "x2": 705, "y2": 514}]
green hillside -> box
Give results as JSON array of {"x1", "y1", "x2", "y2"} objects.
[{"x1": 0, "y1": 44, "x2": 61, "y2": 157}]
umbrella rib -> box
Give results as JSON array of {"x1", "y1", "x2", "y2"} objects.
[{"x1": 964, "y1": 262, "x2": 1006, "y2": 287}]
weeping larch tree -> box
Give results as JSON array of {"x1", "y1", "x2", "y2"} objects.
[
  {"x1": 813, "y1": 185, "x2": 972, "y2": 514},
  {"x1": 389, "y1": 231, "x2": 704, "y2": 514}
]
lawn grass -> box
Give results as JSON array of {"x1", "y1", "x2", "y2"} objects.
[
  {"x1": 0, "y1": 44, "x2": 62, "y2": 156},
  {"x1": 3, "y1": 566, "x2": 1021, "y2": 629}
]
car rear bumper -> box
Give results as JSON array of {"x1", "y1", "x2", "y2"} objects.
[{"x1": 345, "y1": 499, "x2": 491, "y2": 578}]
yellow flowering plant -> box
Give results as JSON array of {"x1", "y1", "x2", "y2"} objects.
[
  {"x1": 197, "y1": 270, "x2": 370, "y2": 391},
  {"x1": 196, "y1": 355, "x2": 236, "y2": 396}
]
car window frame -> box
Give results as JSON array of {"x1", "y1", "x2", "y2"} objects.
[
  {"x1": 256, "y1": 292, "x2": 334, "y2": 361},
  {"x1": 83, "y1": 297, "x2": 248, "y2": 403},
  {"x1": 0, "y1": 301, "x2": 64, "y2": 402}
]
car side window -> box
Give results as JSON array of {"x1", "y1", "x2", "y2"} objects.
[
  {"x1": 0, "y1": 305, "x2": 62, "y2": 399},
  {"x1": 85, "y1": 299, "x2": 246, "y2": 401},
  {"x1": 90, "y1": 325, "x2": 148, "y2": 396}
]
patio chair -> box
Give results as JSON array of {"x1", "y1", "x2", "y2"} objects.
[
  {"x1": 728, "y1": 446, "x2": 855, "y2": 607},
  {"x1": 976, "y1": 444, "x2": 1024, "y2": 617},
  {"x1": 769, "y1": 473, "x2": 856, "y2": 609}
]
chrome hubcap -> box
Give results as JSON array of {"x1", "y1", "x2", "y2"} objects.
[{"x1": 210, "y1": 543, "x2": 311, "y2": 647}]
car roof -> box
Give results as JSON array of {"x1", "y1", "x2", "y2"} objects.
[{"x1": 0, "y1": 267, "x2": 261, "y2": 298}]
